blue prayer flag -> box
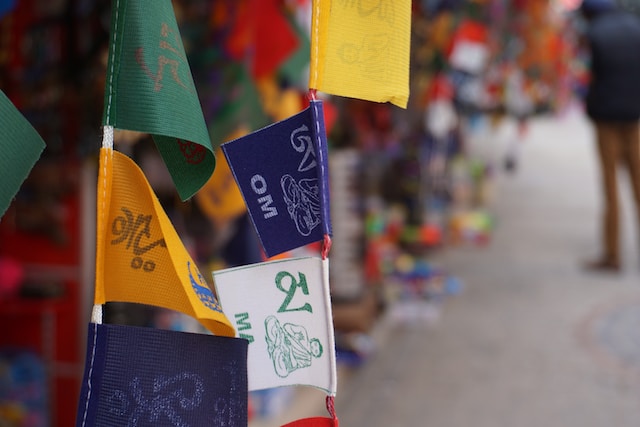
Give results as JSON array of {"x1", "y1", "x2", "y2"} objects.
[
  {"x1": 76, "y1": 323, "x2": 248, "y2": 427},
  {"x1": 222, "y1": 100, "x2": 332, "y2": 258}
]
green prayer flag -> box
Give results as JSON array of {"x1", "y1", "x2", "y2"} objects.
[
  {"x1": 103, "y1": 0, "x2": 214, "y2": 200},
  {"x1": 0, "y1": 91, "x2": 45, "y2": 219},
  {"x1": 209, "y1": 63, "x2": 268, "y2": 148}
]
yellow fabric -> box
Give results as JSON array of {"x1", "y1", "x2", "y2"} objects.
[
  {"x1": 94, "y1": 148, "x2": 235, "y2": 337},
  {"x1": 309, "y1": 0, "x2": 411, "y2": 108},
  {"x1": 195, "y1": 145, "x2": 247, "y2": 224}
]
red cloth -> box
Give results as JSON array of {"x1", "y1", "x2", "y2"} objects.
[
  {"x1": 281, "y1": 417, "x2": 338, "y2": 427},
  {"x1": 225, "y1": 0, "x2": 298, "y2": 79}
]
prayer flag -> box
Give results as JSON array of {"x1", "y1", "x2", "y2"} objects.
[
  {"x1": 251, "y1": 0, "x2": 299, "y2": 79},
  {"x1": 222, "y1": 100, "x2": 332, "y2": 258},
  {"x1": 102, "y1": 0, "x2": 214, "y2": 201},
  {"x1": 282, "y1": 417, "x2": 338, "y2": 427},
  {"x1": 308, "y1": 0, "x2": 412, "y2": 108},
  {"x1": 221, "y1": 0, "x2": 299, "y2": 79},
  {"x1": 213, "y1": 257, "x2": 337, "y2": 395},
  {"x1": 94, "y1": 148, "x2": 234, "y2": 337},
  {"x1": 0, "y1": 90, "x2": 45, "y2": 218},
  {"x1": 76, "y1": 323, "x2": 248, "y2": 427},
  {"x1": 195, "y1": 146, "x2": 247, "y2": 225},
  {"x1": 205, "y1": 63, "x2": 269, "y2": 149}
]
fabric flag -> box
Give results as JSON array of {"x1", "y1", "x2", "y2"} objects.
[
  {"x1": 213, "y1": 257, "x2": 337, "y2": 395},
  {"x1": 221, "y1": 100, "x2": 332, "y2": 258},
  {"x1": 207, "y1": 63, "x2": 269, "y2": 150},
  {"x1": 102, "y1": 0, "x2": 214, "y2": 201},
  {"x1": 94, "y1": 148, "x2": 234, "y2": 337},
  {"x1": 195, "y1": 146, "x2": 247, "y2": 226},
  {"x1": 282, "y1": 417, "x2": 338, "y2": 427},
  {"x1": 222, "y1": 0, "x2": 299, "y2": 79},
  {"x1": 308, "y1": 0, "x2": 412, "y2": 108},
  {"x1": 0, "y1": 90, "x2": 45, "y2": 218},
  {"x1": 76, "y1": 323, "x2": 248, "y2": 427},
  {"x1": 250, "y1": 0, "x2": 299, "y2": 79}
]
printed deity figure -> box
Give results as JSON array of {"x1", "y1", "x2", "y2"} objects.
[{"x1": 264, "y1": 315, "x2": 323, "y2": 377}]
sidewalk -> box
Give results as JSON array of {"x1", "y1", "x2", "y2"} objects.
[{"x1": 333, "y1": 109, "x2": 640, "y2": 427}]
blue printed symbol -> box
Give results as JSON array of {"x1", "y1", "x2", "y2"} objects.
[
  {"x1": 281, "y1": 175, "x2": 321, "y2": 236},
  {"x1": 108, "y1": 372, "x2": 204, "y2": 427},
  {"x1": 187, "y1": 261, "x2": 223, "y2": 313}
]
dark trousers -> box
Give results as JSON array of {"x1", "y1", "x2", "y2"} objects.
[{"x1": 594, "y1": 121, "x2": 640, "y2": 264}]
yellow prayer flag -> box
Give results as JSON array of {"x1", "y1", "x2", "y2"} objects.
[
  {"x1": 195, "y1": 147, "x2": 247, "y2": 225},
  {"x1": 94, "y1": 148, "x2": 235, "y2": 337},
  {"x1": 309, "y1": 0, "x2": 411, "y2": 108}
]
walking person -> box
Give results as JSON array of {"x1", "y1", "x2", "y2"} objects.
[{"x1": 580, "y1": 0, "x2": 640, "y2": 272}]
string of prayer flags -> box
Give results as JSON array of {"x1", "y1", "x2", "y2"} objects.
[
  {"x1": 93, "y1": 148, "x2": 235, "y2": 337},
  {"x1": 102, "y1": 0, "x2": 215, "y2": 201},
  {"x1": 76, "y1": 323, "x2": 248, "y2": 427},
  {"x1": 213, "y1": 257, "x2": 337, "y2": 395},
  {"x1": 308, "y1": 0, "x2": 412, "y2": 108},
  {"x1": 0, "y1": 90, "x2": 45, "y2": 218},
  {"x1": 222, "y1": 99, "x2": 332, "y2": 258}
]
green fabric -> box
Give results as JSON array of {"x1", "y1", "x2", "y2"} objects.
[
  {"x1": 103, "y1": 0, "x2": 214, "y2": 200},
  {"x1": 279, "y1": 16, "x2": 310, "y2": 88},
  {"x1": 209, "y1": 63, "x2": 268, "y2": 147},
  {"x1": 0, "y1": 91, "x2": 45, "y2": 219}
]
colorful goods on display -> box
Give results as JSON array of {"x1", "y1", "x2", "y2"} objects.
[{"x1": 0, "y1": 351, "x2": 47, "y2": 427}]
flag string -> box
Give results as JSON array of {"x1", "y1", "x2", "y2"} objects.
[
  {"x1": 308, "y1": 88, "x2": 318, "y2": 101},
  {"x1": 80, "y1": 319, "x2": 99, "y2": 427},
  {"x1": 321, "y1": 234, "x2": 332, "y2": 260},
  {"x1": 104, "y1": 0, "x2": 121, "y2": 123},
  {"x1": 326, "y1": 395, "x2": 338, "y2": 421},
  {"x1": 311, "y1": 0, "x2": 321, "y2": 90}
]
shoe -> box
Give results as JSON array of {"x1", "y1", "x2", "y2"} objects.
[{"x1": 583, "y1": 258, "x2": 621, "y2": 273}]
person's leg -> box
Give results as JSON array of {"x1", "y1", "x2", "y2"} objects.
[
  {"x1": 620, "y1": 122, "x2": 640, "y2": 252},
  {"x1": 588, "y1": 121, "x2": 621, "y2": 270}
]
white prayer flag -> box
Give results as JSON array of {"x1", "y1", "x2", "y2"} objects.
[{"x1": 213, "y1": 257, "x2": 337, "y2": 395}]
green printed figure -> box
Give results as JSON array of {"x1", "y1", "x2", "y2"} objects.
[{"x1": 264, "y1": 315, "x2": 323, "y2": 378}]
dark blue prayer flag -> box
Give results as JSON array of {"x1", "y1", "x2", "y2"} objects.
[
  {"x1": 76, "y1": 323, "x2": 248, "y2": 427},
  {"x1": 222, "y1": 100, "x2": 332, "y2": 258}
]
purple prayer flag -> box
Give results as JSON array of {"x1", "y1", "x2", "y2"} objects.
[{"x1": 222, "y1": 100, "x2": 332, "y2": 258}]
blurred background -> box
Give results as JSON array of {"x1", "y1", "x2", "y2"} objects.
[{"x1": 1, "y1": 0, "x2": 640, "y2": 426}]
